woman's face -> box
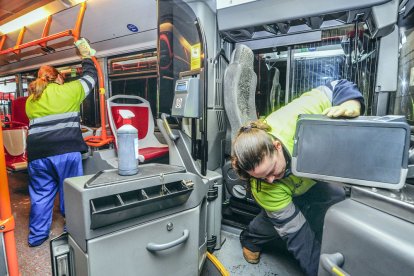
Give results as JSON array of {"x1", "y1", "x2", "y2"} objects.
[
  {"x1": 247, "y1": 140, "x2": 287, "y2": 183},
  {"x1": 55, "y1": 74, "x2": 64, "y2": 85}
]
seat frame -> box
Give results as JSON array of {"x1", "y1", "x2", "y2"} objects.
[
  {"x1": 3, "y1": 96, "x2": 29, "y2": 170},
  {"x1": 106, "y1": 94, "x2": 168, "y2": 162}
]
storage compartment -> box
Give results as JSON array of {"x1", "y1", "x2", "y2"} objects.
[
  {"x1": 89, "y1": 180, "x2": 194, "y2": 229},
  {"x1": 85, "y1": 202, "x2": 204, "y2": 276},
  {"x1": 292, "y1": 115, "x2": 410, "y2": 189}
]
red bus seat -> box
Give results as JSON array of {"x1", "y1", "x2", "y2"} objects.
[
  {"x1": 107, "y1": 95, "x2": 168, "y2": 162},
  {"x1": 3, "y1": 96, "x2": 29, "y2": 170}
]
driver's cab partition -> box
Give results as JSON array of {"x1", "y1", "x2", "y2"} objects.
[{"x1": 156, "y1": 0, "x2": 224, "y2": 252}]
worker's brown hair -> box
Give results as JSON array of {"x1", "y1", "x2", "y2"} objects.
[
  {"x1": 28, "y1": 65, "x2": 61, "y2": 101},
  {"x1": 231, "y1": 120, "x2": 276, "y2": 180}
]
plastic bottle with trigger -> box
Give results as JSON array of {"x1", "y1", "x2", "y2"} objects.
[{"x1": 117, "y1": 109, "x2": 139, "y2": 175}]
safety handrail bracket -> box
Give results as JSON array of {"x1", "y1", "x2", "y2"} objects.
[{"x1": 0, "y1": 216, "x2": 15, "y2": 233}]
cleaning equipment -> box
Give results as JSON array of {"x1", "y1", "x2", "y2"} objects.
[
  {"x1": 117, "y1": 110, "x2": 139, "y2": 175},
  {"x1": 74, "y1": 38, "x2": 97, "y2": 58}
]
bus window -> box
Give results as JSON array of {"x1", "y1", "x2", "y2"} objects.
[
  {"x1": 108, "y1": 51, "x2": 158, "y2": 117},
  {"x1": 0, "y1": 77, "x2": 18, "y2": 123},
  {"x1": 253, "y1": 24, "x2": 378, "y2": 117}
]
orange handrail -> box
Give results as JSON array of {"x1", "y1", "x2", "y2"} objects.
[
  {"x1": 82, "y1": 55, "x2": 114, "y2": 147},
  {"x1": 0, "y1": 126, "x2": 19, "y2": 276},
  {"x1": 0, "y1": 2, "x2": 113, "y2": 148}
]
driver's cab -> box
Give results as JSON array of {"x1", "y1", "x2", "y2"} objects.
[{"x1": 155, "y1": 0, "x2": 414, "y2": 275}]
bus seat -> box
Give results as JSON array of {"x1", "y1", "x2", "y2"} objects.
[
  {"x1": 11, "y1": 96, "x2": 29, "y2": 126},
  {"x1": 223, "y1": 44, "x2": 258, "y2": 141},
  {"x1": 222, "y1": 44, "x2": 258, "y2": 208},
  {"x1": 3, "y1": 128, "x2": 28, "y2": 170},
  {"x1": 2, "y1": 96, "x2": 29, "y2": 171},
  {"x1": 107, "y1": 95, "x2": 168, "y2": 162}
]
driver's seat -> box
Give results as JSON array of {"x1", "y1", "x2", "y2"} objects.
[{"x1": 222, "y1": 44, "x2": 260, "y2": 221}]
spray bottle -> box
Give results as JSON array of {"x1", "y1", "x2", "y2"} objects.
[{"x1": 117, "y1": 109, "x2": 139, "y2": 175}]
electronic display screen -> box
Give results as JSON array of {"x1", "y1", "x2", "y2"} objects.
[{"x1": 176, "y1": 82, "x2": 188, "y2": 92}]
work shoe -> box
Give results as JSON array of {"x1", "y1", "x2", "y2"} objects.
[
  {"x1": 242, "y1": 247, "x2": 260, "y2": 264},
  {"x1": 28, "y1": 236, "x2": 48, "y2": 247}
]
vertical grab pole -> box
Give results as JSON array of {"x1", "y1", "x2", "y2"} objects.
[
  {"x1": 72, "y1": 2, "x2": 87, "y2": 41},
  {"x1": 0, "y1": 127, "x2": 19, "y2": 276},
  {"x1": 72, "y1": 2, "x2": 108, "y2": 141},
  {"x1": 0, "y1": 35, "x2": 6, "y2": 51},
  {"x1": 91, "y1": 57, "x2": 108, "y2": 140},
  {"x1": 39, "y1": 16, "x2": 52, "y2": 49}
]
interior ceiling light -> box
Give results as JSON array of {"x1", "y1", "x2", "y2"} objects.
[
  {"x1": 59, "y1": 0, "x2": 86, "y2": 8},
  {"x1": 0, "y1": 7, "x2": 50, "y2": 35}
]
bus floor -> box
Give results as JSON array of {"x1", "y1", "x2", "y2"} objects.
[
  {"x1": 7, "y1": 170, "x2": 64, "y2": 276},
  {"x1": 214, "y1": 225, "x2": 305, "y2": 276}
]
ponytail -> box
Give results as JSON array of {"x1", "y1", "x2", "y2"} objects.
[
  {"x1": 231, "y1": 119, "x2": 276, "y2": 180},
  {"x1": 28, "y1": 65, "x2": 60, "y2": 101}
]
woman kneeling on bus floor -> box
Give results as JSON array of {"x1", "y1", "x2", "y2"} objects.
[{"x1": 231, "y1": 79, "x2": 365, "y2": 276}]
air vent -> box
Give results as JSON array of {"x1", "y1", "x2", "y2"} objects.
[{"x1": 216, "y1": 110, "x2": 225, "y2": 132}]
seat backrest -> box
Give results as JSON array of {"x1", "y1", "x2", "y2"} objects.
[
  {"x1": 3, "y1": 128, "x2": 27, "y2": 156},
  {"x1": 223, "y1": 44, "x2": 258, "y2": 141},
  {"x1": 11, "y1": 96, "x2": 29, "y2": 126},
  {"x1": 107, "y1": 95, "x2": 164, "y2": 149}
]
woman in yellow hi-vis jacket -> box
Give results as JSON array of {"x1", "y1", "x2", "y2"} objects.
[
  {"x1": 25, "y1": 39, "x2": 96, "y2": 247},
  {"x1": 232, "y1": 80, "x2": 364, "y2": 276}
]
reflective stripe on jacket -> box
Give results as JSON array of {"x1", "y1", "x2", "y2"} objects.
[{"x1": 26, "y1": 59, "x2": 96, "y2": 161}]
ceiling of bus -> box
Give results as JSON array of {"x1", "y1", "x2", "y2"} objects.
[
  {"x1": 0, "y1": 0, "x2": 54, "y2": 26},
  {"x1": 0, "y1": 0, "x2": 157, "y2": 76}
]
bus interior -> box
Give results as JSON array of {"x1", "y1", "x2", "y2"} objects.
[{"x1": 1, "y1": 0, "x2": 414, "y2": 275}]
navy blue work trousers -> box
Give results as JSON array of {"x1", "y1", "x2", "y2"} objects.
[
  {"x1": 240, "y1": 182, "x2": 345, "y2": 276},
  {"x1": 28, "y1": 152, "x2": 83, "y2": 246}
]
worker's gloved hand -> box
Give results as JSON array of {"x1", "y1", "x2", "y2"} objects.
[
  {"x1": 74, "y1": 38, "x2": 96, "y2": 59},
  {"x1": 323, "y1": 100, "x2": 361, "y2": 118}
]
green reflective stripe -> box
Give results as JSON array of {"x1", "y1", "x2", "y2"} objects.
[
  {"x1": 29, "y1": 112, "x2": 79, "y2": 125},
  {"x1": 28, "y1": 122, "x2": 80, "y2": 135},
  {"x1": 266, "y1": 202, "x2": 306, "y2": 236}
]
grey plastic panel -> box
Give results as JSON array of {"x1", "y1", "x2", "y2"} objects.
[
  {"x1": 217, "y1": 0, "x2": 391, "y2": 31},
  {"x1": 320, "y1": 199, "x2": 414, "y2": 276},
  {"x1": 0, "y1": 233, "x2": 7, "y2": 276},
  {"x1": 375, "y1": 27, "x2": 399, "y2": 115},
  {"x1": 366, "y1": 0, "x2": 399, "y2": 38},
  {"x1": 237, "y1": 31, "x2": 321, "y2": 50},
  {"x1": 351, "y1": 185, "x2": 414, "y2": 224},
  {"x1": 68, "y1": 235, "x2": 89, "y2": 276},
  {"x1": 292, "y1": 115, "x2": 410, "y2": 189}
]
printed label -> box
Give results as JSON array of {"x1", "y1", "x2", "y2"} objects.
[{"x1": 191, "y1": 43, "x2": 201, "y2": 71}]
